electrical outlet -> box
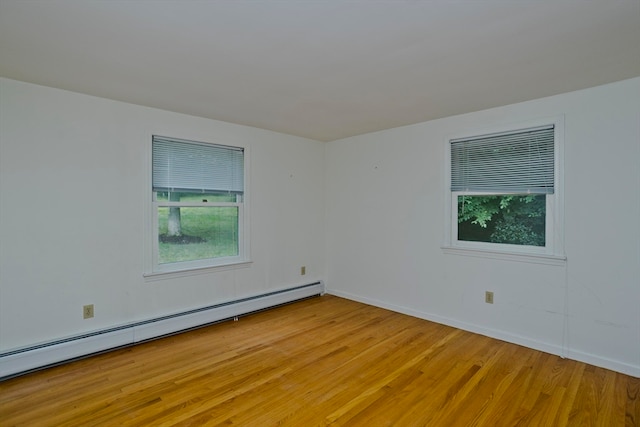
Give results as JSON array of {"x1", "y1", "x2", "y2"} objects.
[
  {"x1": 300, "y1": 266, "x2": 306, "y2": 275},
  {"x1": 485, "y1": 291, "x2": 494, "y2": 304},
  {"x1": 83, "y1": 304, "x2": 94, "y2": 319}
]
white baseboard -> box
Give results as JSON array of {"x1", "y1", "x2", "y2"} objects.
[
  {"x1": 1, "y1": 281, "x2": 324, "y2": 380},
  {"x1": 327, "y1": 289, "x2": 640, "y2": 378},
  {"x1": 565, "y1": 348, "x2": 640, "y2": 379}
]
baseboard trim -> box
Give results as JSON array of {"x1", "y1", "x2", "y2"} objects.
[
  {"x1": 1, "y1": 281, "x2": 324, "y2": 380},
  {"x1": 327, "y1": 289, "x2": 639, "y2": 378}
]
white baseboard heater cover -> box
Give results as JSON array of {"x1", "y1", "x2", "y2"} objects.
[{"x1": 0, "y1": 281, "x2": 324, "y2": 380}]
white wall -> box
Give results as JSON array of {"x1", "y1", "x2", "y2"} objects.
[
  {"x1": 0, "y1": 78, "x2": 325, "y2": 351},
  {"x1": 326, "y1": 77, "x2": 640, "y2": 377}
]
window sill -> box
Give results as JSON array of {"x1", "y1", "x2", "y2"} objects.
[
  {"x1": 144, "y1": 260, "x2": 253, "y2": 281},
  {"x1": 441, "y1": 246, "x2": 566, "y2": 266}
]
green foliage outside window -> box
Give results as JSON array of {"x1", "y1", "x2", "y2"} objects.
[{"x1": 457, "y1": 195, "x2": 545, "y2": 246}]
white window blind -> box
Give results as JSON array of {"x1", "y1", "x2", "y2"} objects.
[
  {"x1": 450, "y1": 125, "x2": 554, "y2": 194},
  {"x1": 152, "y1": 136, "x2": 244, "y2": 194}
]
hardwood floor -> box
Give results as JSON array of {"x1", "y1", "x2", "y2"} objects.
[{"x1": 1, "y1": 295, "x2": 638, "y2": 426}]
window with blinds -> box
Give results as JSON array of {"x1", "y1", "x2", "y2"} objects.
[
  {"x1": 151, "y1": 136, "x2": 247, "y2": 273},
  {"x1": 449, "y1": 124, "x2": 558, "y2": 251}
]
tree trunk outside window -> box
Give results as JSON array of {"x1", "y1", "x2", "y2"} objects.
[{"x1": 167, "y1": 192, "x2": 181, "y2": 236}]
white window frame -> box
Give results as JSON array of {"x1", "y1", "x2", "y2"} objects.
[
  {"x1": 144, "y1": 136, "x2": 251, "y2": 278},
  {"x1": 442, "y1": 117, "x2": 565, "y2": 265}
]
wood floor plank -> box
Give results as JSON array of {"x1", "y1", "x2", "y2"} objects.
[
  {"x1": 1, "y1": 295, "x2": 638, "y2": 426},
  {"x1": 627, "y1": 377, "x2": 640, "y2": 426}
]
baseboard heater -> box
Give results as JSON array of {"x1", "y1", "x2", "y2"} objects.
[{"x1": 0, "y1": 281, "x2": 324, "y2": 380}]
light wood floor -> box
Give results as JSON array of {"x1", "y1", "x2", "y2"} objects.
[{"x1": 1, "y1": 295, "x2": 638, "y2": 426}]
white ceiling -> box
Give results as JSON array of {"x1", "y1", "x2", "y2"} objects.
[{"x1": 1, "y1": 1, "x2": 639, "y2": 141}]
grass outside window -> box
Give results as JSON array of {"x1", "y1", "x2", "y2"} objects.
[{"x1": 157, "y1": 205, "x2": 239, "y2": 264}]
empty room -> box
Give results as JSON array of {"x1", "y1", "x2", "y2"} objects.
[{"x1": 0, "y1": 1, "x2": 639, "y2": 425}]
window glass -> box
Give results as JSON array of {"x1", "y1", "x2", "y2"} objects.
[
  {"x1": 157, "y1": 206, "x2": 239, "y2": 264},
  {"x1": 457, "y1": 194, "x2": 546, "y2": 246}
]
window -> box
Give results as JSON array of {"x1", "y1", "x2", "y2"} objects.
[
  {"x1": 151, "y1": 136, "x2": 247, "y2": 273},
  {"x1": 444, "y1": 120, "x2": 564, "y2": 262}
]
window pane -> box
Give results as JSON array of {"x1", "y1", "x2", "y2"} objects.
[
  {"x1": 158, "y1": 206, "x2": 239, "y2": 264},
  {"x1": 457, "y1": 195, "x2": 546, "y2": 246}
]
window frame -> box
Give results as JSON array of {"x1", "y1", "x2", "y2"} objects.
[
  {"x1": 145, "y1": 136, "x2": 251, "y2": 278},
  {"x1": 442, "y1": 117, "x2": 565, "y2": 265}
]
